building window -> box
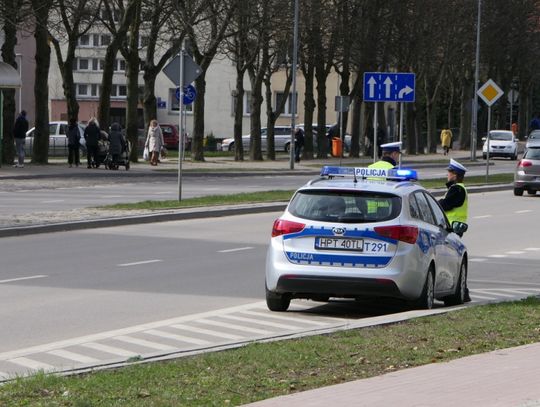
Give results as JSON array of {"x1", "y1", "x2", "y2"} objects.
[
  {"x1": 275, "y1": 92, "x2": 298, "y2": 116},
  {"x1": 101, "y1": 35, "x2": 111, "y2": 46},
  {"x1": 231, "y1": 91, "x2": 251, "y2": 116},
  {"x1": 91, "y1": 84, "x2": 99, "y2": 97},
  {"x1": 114, "y1": 59, "x2": 126, "y2": 72},
  {"x1": 78, "y1": 34, "x2": 90, "y2": 47},
  {"x1": 77, "y1": 84, "x2": 88, "y2": 96},
  {"x1": 169, "y1": 88, "x2": 193, "y2": 112},
  {"x1": 78, "y1": 58, "x2": 89, "y2": 70}
]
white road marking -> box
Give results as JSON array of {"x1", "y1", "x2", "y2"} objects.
[
  {"x1": 470, "y1": 293, "x2": 498, "y2": 300},
  {"x1": 47, "y1": 349, "x2": 99, "y2": 364},
  {"x1": 469, "y1": 280, "x2": 540, "y2": 287},
  {"x1": 41, "y1": 199, "x2": 65, "y2": 203},
  {"x1": 525, "y1": 248, "x2": 540, "y2": 251},
  {"x1": 488, "y1": 254, "x2": 507, "y2": 258},
  {"x1": 100, "y1": 195, "x2": 124, "y2": 199},
  {"x1": 143, "y1": 329, "x2": 211, "y2": 346},
  {"x1": 197, "y1": 318, "x2": 272, "y2": 335},
  {"x1": 170, "y1": 324, "x2": 243, "y2": 340},
  {"x1": 469, "y1": 258, "x2": 487, "y2": 262},
  {"x1": 117, "y1": 259, "x2": 163, "y2": 267},
  {"x1": 240, "y1": 310, "x2": 331, "y2": 326},
  {"x1": 113, "y1": 336, "x2": 175, "y2": 351},
  {"x1": 80, "y1": 343, "x2": 139, "y2": 357},
  {"x1": 506, "y1": 251, "x2": 525, "y2": 255},
  {"x1": 0, "y1": 275, "x2": 47, "y2": 284},
  {"x1": 473, "y1": 215, "x2": 493, "y2": 219},
  {"x1": 219, "y1": 314, "x2": 304, "y2": 330},
  {"x1": 218, "y1": 247, "x2": 254, "y2": 253},
  {"x1": 490, "y1": 288, "x2": 540, "y2": 295},
  {"x1": 473, "y1": 289, "x2": 516, "y2": 298},
  {"x1": 516, "y1": 210, "x2": 533, "y2": 213},
  {"x1": 9, "y1": 357, "x2": 53, "y2": 371}
]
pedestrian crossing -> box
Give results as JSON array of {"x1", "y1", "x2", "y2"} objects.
[{"x1": 1, "y1": 288, "x2": 539, "y2": 381}]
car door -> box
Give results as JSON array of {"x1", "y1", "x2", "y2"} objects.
[
  {"x1": 424, "y1": 192, "x2": 460, "y2": 293},
  {"x1": 48, "y1": 123, "x2": 63, "y2": 154}
]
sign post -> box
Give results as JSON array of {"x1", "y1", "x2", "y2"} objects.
[
  {"x1": 363, "y1": 72, "x2": 415, "y2": 165},
  {"x1": 335, "y1": 95, "x2": 349, "y2": 166},
  {"x1": 477, "y1": 79, "x2": 503, "y2": 183},
  {"x1": 163, "y1": 50, "x2": 202, "y2": 200}
]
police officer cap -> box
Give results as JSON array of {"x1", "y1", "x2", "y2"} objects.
[
  {"x1": 447, "y1": 158, "x2": 467, "y2": 174},
  {"x1": 380, "y1": 141, "x2": 402, "y2": 152}
]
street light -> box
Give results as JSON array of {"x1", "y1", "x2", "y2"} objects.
[{"x1": 471, "y1": 0, "x2": 481, "y2": 161}]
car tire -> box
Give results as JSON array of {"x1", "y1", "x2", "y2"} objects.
[
  {"x1": 444, "y1": 259, "x2": 467, "y2": 306},
  {"x1": 527, "y1": 190, "x2": 536, "y2": 195},
  {"x1": 266, "y1": 285, "x2": 290, "y2": 312},
  {"x1": 514, "y1": 187, "x2": 524, "y2": 196},
  {"x1": 414, "y1": 266, "x2": 435, "y2": 310},
  {"x1": 285, "y1": 142, "x2": 291, "y2": 153}
]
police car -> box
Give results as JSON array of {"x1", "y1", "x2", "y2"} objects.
[{"x1": 265, "y1": 166, "x2": 469, "y2": 311}]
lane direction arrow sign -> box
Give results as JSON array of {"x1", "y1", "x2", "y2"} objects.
[{"x1": 363, "y1": 72, "x2": 415, "y2": 103}]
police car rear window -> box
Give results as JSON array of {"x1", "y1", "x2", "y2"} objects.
[{"x1": 289, "y1": 190, "x2": 401, "y2": 223}]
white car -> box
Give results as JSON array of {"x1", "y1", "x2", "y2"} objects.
[
  {"x1": 25, "y1": 121, "x2": 86, "y2": 154},
  {"x1": 526, "y1": 130, "x2": 540, "y2": 149},
  {"x1": 265, "y1": 166, "x2": 469, "y2": 311},
  {"x1": 221, "y1": 126, "x2": 293, "y2": 152},
  {"x1": 482, "y1": 130, "x2": 518, "y2": 160}
]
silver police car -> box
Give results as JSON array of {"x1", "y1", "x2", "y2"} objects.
[{"x1": 265, "y1": 166, "x2": 469, "y2": 311}]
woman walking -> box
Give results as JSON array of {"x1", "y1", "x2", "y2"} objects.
[{"x1": 145, "y1": 119, "x2": 164, "y2": 166}]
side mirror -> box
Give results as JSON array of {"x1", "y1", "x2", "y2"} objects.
[{"x1": 452, "y1": 221, "x2": 468, "y2": 237}]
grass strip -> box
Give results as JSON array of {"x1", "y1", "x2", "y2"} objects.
[
  {"x1": 100, "y1": 173, "x2": 513, "y2": 211},
  {"x1": 1, "y1": 298, "x2": 539, "y2": 406}
]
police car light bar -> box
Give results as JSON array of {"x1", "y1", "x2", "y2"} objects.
[{"x1": 320, "y1": 166, "x2": 418, "y2": 181}]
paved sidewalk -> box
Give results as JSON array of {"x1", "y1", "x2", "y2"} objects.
[{"x1": 245, "y1": 342, "x2": 540, "y2": 407}]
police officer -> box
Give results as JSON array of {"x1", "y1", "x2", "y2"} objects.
[
  {"x1": 368, "y1": 141, "x2": 402, "y2": 170},
  {"x1": 439, "y1": 159, "x2": 470, "y2": 302},
  {"x1": 439, "y1": 159, "x2": 468, "y2": 224}
]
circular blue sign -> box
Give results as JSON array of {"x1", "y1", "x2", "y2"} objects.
[{"x1": 175, "y1": 85, "x2": 196, "y2": 105}]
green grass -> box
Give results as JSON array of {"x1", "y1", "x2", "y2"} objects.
[
  {"x1": 1, "y1": 298, "x2": 539, "y2": 406},
  {"x1": 100, "y1": 174, "x2": 513, "y2": 211}
]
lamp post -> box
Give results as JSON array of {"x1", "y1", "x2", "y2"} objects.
[
  {"x1": 471, "y1": 0, "x2": 481, "y2": 161},
  {"x1": 289, "y1": 0, "x2": 299, "y2": 170},
  {"x1": 16, "y1": 53, "x2": 22, "y2": 113}
]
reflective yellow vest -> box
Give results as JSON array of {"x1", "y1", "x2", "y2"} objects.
[
  {"x1": 366, "y1": 160, "x2": 395, "y2": 213},
  {"x1": 445, "y1": 183, "x2": 468, "y2": 224}
]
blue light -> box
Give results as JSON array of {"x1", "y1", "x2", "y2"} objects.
[{"x1": 321, "y1": 166, "x2": 418, "y2": 181}]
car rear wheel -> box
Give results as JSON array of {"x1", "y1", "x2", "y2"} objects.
[
  {"x1": 527, "y1": 190, "x2": 537, "y2": 195},
  {"x1": 266, "y1": 286, "x2": 291, "y2": 312},
  {"x1": 285, "y1": 142, "x2": 291, "y2": 153},
  {"x1": 444, "y1": 259, "x2": 467, "y2": 306},
  {"x1": 514, "y1": 187, "x2": 524, "y2": 196},
  {"x1": 414, "y1": 266, "x2": 435, "y2": 310}
]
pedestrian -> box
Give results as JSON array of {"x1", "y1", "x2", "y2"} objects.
[
  {"x1": 13, "y1": 110, "x2": 29, "y2": 168},
  {"x1": 511, "y1": 122, "x2": 518, "y2": 137},
  {"x1": 440, "y1": 127, "x2": 453, "y2": 155},
  {"x1": 530, "y1": 114, "x2": 540, "y2": 132},
  {"x1": 67, "y1": 118, "x2": 81, "y2": 168},
  {"x1": 108, "y1": 122, "x2": 125, "y2": 168},
  {"x1": 84, "y1": 117, "x2": 101, "y2": 168},
  {"x1": 145, "y1": 119, "x2": 164, "y2": 166},
  {"x1": 294, "y1": 127, "x2": 304, "y2": 163},
  {"x1": 368, "y1": 141, "x2": 402, "y2": 170},
  {"x1": 438, "y1": 158, "x2": 471, "y2": 302}
]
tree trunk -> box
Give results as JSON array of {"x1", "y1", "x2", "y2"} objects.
[
  {"x1": 315, "y1": 63, "x2": 328, "y2": 158},
  {"x1": 248, "y1": 67, "x2": 263, "y2": 161},
  {"x1": 191, "y1": 73, "x2": 207, "y2": 161},
  {"x1": 97, "y1": 43, "x2": 119, "y2": 132},
  {"x1": 143, "y1": 68, "x2": 158, "y2": 130},
  {"x1": 125, "y1": 57, "x2": 140, "y2": 162},
  {"x1": 302, "y1": 64, "x2": 315, "y2": 159},
  {"x1": 233, "y1": 69, "x2": 245, "y2": 161},
  {"x1": 350, "y1": 94, "x2": 362, "y2": 158}
]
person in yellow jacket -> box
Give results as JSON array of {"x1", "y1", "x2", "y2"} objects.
[
  {"x1": 439, "y1": 158, "x2": 470, "y2": 302},
  {"x1": 440, "y1": 127, "x2": 453, "y2": 155},
  {"x1": 368, "y1": 141, "x2": 402, "y2": 170}
]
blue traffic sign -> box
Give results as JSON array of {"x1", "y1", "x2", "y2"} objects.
[
  {"x1": 175, "y1": 85, "x2": 197, "y2": 105},
  {"x1": 363, "y1": 72, "x2": 415, "y2": 102}
]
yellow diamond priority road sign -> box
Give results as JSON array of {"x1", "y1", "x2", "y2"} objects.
[{"x1": 477, "y1": 79, "x2": 504, "y2": 107}]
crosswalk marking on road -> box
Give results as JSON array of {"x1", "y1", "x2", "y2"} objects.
[
  {"x1": 472, "y1": 289, "x2": 526, "y2": 298},
  {"x1": 196, "y1": 318, "x2": 272, "y2": 335},
  {"x1": 169, "y1": 324, "x2": 243, "y2": 340},
  {"x1": 113, "y1": 336, "x2": 176, "y2": 351},
  {"x1": 239, "y1": 310, "x2": 331, "y2": 326},
  {"x1": 143, "y1": 329, "x2": 211, "y2": 346},
  {"x1": 219, "y1": 314, "x2": 305, "y2": 330},
  {"x1": 80, "y1": 342, "x2": 140, "y2": 358},
  {"x1": 10, "y1": 357, "x2": 53, "y2": 371},
  {"x1": 47, "y1": 349, "x2": 99, "y2": 364}
]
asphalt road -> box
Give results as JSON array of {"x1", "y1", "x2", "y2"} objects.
[{"x1": 0, "y1": 189, "x2": 539, "y2": 379}]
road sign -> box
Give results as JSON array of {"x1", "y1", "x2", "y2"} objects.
[
  {"x1": 163, "y1": 53, "x2": 202, "y2": 87},
  {"x1": 477, "y1": 79, "x2": 503, "y2": 107},
  {"x1": 363, "y1": 72, "x2": 415, "y2": 102},
  {"x1": 175, "y1": 85, "x2": 197, "y2": 105}
]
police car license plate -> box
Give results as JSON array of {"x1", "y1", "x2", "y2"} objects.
[{"x1": 315, "y1": 237, "x2": 363, "y2": 251}]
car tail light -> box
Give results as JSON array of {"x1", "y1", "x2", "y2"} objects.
[
  {"x1": 374, "y1": 225, "x2": 418, "y2": 244},
  {"x1": 272, "y1": 219, "x2": 305, "y2": 237},
  {"x1": 518, "y1": 160, "x2": 533, "y2": 168}
]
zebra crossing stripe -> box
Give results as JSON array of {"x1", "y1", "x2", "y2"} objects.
[
  {"x1": 9, "y1": 357, "x2": 53, "y2": 371},
  {"x1": 197, "y1": 318, "x2": 272, "y2": 335},
  {"x1": 113, "y1": 336, "x2": 176, "y2": 351},
  {"x1": 80, "y1": 342, "x2": 139, "y2": 357},
  {"x1": 143, "y1": 329, "x2": 211, "y2": 346},
  {"x1": 219, "y1": 314, "x2": 304, "y2": 330},
  {"x1": 169, "y1": 324, "x2": 243, "y2": 340},
  {"x1": 240, "y1": 310, "x2": 331, "y2": 326},
  {"x1": 472, "y1": 289, "x2": 518, "y2": 298},
  {"x1": 47, "y1": 349, "x2": 99, "y2": 364}
]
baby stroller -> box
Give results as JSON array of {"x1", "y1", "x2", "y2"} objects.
[
  {"x1": 104, "y1": 139, "x2": 131, "y2": 170},
  {"x1": 94, "y1": 136, "x2": 110, "y2": 168}
]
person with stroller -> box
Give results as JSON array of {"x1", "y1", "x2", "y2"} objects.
[
  {"x1": 145, "y1": 119, "x2": 164, "y2": 166},
  {"x1": 108, "y1": 122, "x2": 126, "y2": 169},
  {"x1": 84, "y1": 117, "x2": 101, "y2": 168}
]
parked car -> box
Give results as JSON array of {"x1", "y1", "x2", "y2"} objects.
[
  {"x1": 526, "y1": 130, "x2": 540, "y2": 149},
  {"x1": 265, "y1": 165, "x2": 469, "y2": 311},
  {"x1": 159, "y1": 123, "x2": 191, "y2": 150},
  {"x1": 221, "y1": 126, "x2": 293, "y2": 152},
  {"x1": 482, "y1": 130, "x2": 518, "y2": 160},
  {"x1": 25, "y1": 121, "x2": 86, "y2": 155},
  {"x1": 513, "y1": 145, "x2": 540, "y2": 196}
]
